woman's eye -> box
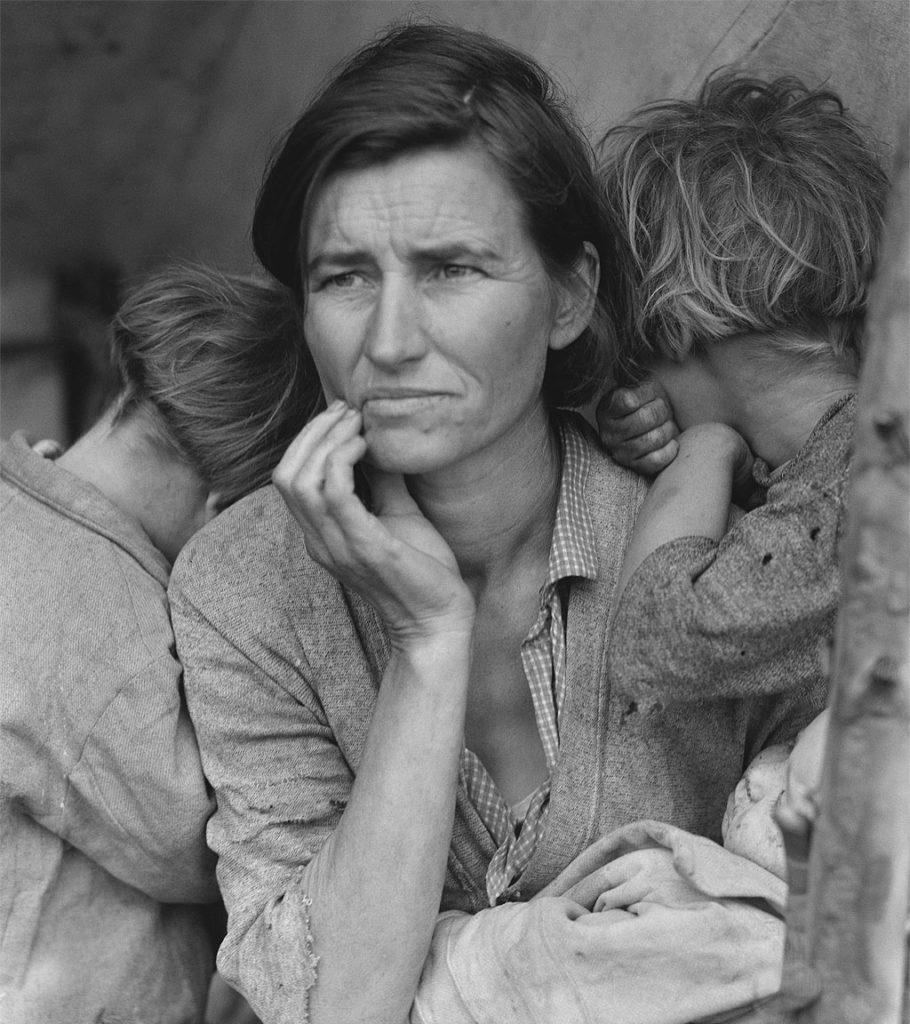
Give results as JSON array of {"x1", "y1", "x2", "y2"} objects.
[
  {"x1": 310, "y1": 270, "x2": 366, "y2": 292},
  {"x1": 435, "y1": 264, "x2": 479, "y2": 281},
  {"x1": 325, "y1": 272, "x2": 361, "y2": 289}
]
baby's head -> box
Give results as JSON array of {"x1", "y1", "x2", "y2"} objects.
[
  {"x1": 600, "y1": 70, "x2": 888, "y2": 386},
  {"x1": 722, "y1": 710, "x2": 829, "y2": 878}
]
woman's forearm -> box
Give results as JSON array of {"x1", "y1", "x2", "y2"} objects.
[
  {"x1": 301, "y1": 630, "x2": 473, "y2": 1024},
  {"x1": 265, "y1": 407, "x2": 481, "y2": 1021}
]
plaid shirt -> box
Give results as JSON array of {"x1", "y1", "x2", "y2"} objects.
[{"x1": 459, "y1": 419, "x2": 598, "y2": 905}]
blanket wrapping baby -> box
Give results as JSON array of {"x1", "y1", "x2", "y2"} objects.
[{"x1": 412, "y1": 820, "x2": 787, "y2": 1024}]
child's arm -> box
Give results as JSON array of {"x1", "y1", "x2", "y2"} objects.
[
  {"x1": 604, "y1": 387, "x2": 850, "y2": 706},
  {"x1": 617, "y1": 422, "x2": 753, "y2": 595},
  {"x1": 607, "y1": 427, "x2": 845, "y2": 706}
]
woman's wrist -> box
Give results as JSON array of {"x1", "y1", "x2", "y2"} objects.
[{"x1": 387, "y1": 615, "x2": 475, "y2": 674}]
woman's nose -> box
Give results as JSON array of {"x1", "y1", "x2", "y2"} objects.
[{"x1": 362, "y1": 276, "x2": 428, "y2": 368}]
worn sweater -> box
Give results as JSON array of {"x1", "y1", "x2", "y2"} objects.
[
  {"x1": 0, "y1": 433, "x2": 218, "y2": 1024},
  {"x1": 607, "y1": 395, "x2": 854, "y2": 706},
  {"x1": 169, "y1": 415, "x2": 827, "y2": 1023}
]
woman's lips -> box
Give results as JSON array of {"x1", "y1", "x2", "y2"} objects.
[{"x1": 360, "y1": 393, "x2": 451, "y2": 416}]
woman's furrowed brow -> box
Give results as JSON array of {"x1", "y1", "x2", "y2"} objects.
[
  {"x1": 412, "y1": 242, "x2": 501, "y2": 263},
  {"x1": 307, "y1": 242, "x2": 502, "y2": 274},
  {"x1": 306, "y1": 249, "x2": 375, "y2": 274}
]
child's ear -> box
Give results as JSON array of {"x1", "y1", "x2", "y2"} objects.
[
  {"x1": 204, "y1": 490, "x2": 225, "y2": 522},
  {"x1": 548, "y1": 242, "x2": 600, "y2": 352}
]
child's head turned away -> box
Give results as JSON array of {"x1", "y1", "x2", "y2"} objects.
[
  {"x1": 722, "y1": 709, "x2": 829, "y2": 878},
  {"x1": 599, "y1": 70, "x2": 889, "y2": 387}
]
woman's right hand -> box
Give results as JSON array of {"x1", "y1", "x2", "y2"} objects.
[{"x1": 273, "y1": 400, "x2": 475, "y2": 643}]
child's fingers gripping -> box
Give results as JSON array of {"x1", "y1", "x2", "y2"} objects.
[
  {"x1": 597, "y1": 379, "x2": 668, "y2": 420},
  {"x1": 597, "y1": 387, "x2": 642, "y2": 429},
  {"x1": 606, "y1": 422, "x2": 680, "y2": 475},
  {"x1": 617, "y1": 419, "x2": 679, "y2": 459},
  {"x1": 628, "y1": 437, "x2": 680, "y2": 475},
  {"x1": 598, "y1": 391, "x2": 677, "y2": 449}
]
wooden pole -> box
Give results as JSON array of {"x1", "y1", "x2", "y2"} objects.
[
  {"x1": 707, "y1": 117, "x2": 909, "y2": 1024},
  {"x1": 795, "y1": 119, "x2": 910, "y2": 1023}
]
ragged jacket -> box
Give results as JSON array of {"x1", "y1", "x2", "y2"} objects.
[
  {"x1": 0, "y1": 433, "x2": 219, "y2": 1024},
  {"x1": 169, "y1": 416, "x2": 828, "y2": 1023}
]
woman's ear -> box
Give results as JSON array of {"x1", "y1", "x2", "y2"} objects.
[{"x1": 548, "y1": 241, "x2": 600, "y2": 352}]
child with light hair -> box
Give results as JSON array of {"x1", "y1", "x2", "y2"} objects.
[
  {"x1": 0, "y1": 262, "x2": 319, "y2": 1023},
  {"x1": 411, "y1": 71, "x2": 893, "y2": 1024},
  {"x1": 598, "y1": 69, "x2": 889, "y2": 712}
]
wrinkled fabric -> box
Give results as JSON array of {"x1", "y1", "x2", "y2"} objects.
[
  {"x1": 0, "y1": 433, "x2": 218, "y2": 1024},
  {"x1": 463, "y1": 420, "x2": 598, "y2": 904},
  {"x1": 170, "y1": 415, "x2": 827, "y2": 1023},
  {"x1": 412, "y1": 821, "x2": 787, "y2": 1024},
  {"x1": 608, "y1": 396, "x2": 854, "y2": 707}
]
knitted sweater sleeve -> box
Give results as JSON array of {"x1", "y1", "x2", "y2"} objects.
[
  {"x1": 168, "y1": 501, "x2": 361, "y2": 1023},
  {"x1": 606, "y1": 470, "x2": 843, "y2": 706}
]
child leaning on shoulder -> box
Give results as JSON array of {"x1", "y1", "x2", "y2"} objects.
[{"x1": 597, "y1": 69, "x2": 889, "y2": 712}]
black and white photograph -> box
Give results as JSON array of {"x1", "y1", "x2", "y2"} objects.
[{"x1": 1, "y1": 3, "x2": 908, "y2": 1023}]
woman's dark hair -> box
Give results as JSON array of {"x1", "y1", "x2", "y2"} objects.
[
  {"x1": 110, "y1": 262, "x2": 320, "y2": 507},
  {"x1": 253, "y1": 22, "x2": 621, "y2": 407}
]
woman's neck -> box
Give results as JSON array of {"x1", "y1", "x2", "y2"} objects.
[{"x1": 405, "y1": 405, "x2": 562, "y2": 596}]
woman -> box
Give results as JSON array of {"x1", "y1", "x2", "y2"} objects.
[
  {"x1": 168, "y1": 24, "x2": 827, "y2": 1024},
  {"x1": 0, "y1": 263, "x2": 316, "y2": 1023}
]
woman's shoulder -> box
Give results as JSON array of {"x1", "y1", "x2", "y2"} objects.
[
  {"x1": 171, "y1": 482, "x2": 339, "y2": 609},
  {"x1": 169, "y1": 482, "x2": 387, "y2": 707},
  {"x1": 558, "y1": 412, "x2": 649, "y2": 525}
]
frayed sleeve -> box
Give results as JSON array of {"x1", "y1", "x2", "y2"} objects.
[
  {"x1": 607, "y1": 474, "x2": 842, "y2": 706},
  {"x1": 169, "y1": 546, "x2": 354, "y2": 1024}
]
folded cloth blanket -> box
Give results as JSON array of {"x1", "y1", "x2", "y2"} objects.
[{"x1": 412, "y1": 820, "x2": 786, "y2": 1024}]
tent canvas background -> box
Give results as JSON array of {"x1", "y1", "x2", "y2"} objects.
[{"x1": 2, "y1": 1, "x2": 907, "y2": 443}]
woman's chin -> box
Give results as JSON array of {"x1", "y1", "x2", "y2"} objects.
[{"x1": 362, "y1": 429, "x2": 459, "y2": 476}]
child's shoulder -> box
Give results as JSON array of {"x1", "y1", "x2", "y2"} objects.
[
  {"x1": 767, "y1": 393, "x2": 856, "y2": 493},
  {"x1": 800, "y1": 393, "x2": 855, "y2": 461}
]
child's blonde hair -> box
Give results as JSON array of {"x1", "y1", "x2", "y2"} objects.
[{"x1": 600, "y1": 70, "x2": 889, "y2": 384}]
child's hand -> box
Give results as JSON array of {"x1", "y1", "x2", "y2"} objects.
[{"x1": 596, "y1": 381, "x2": 679, "y2": 475}]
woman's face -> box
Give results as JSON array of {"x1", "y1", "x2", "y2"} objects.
[{"x1": 301, "y1": 145, "x2": 592, "y2": 475}]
